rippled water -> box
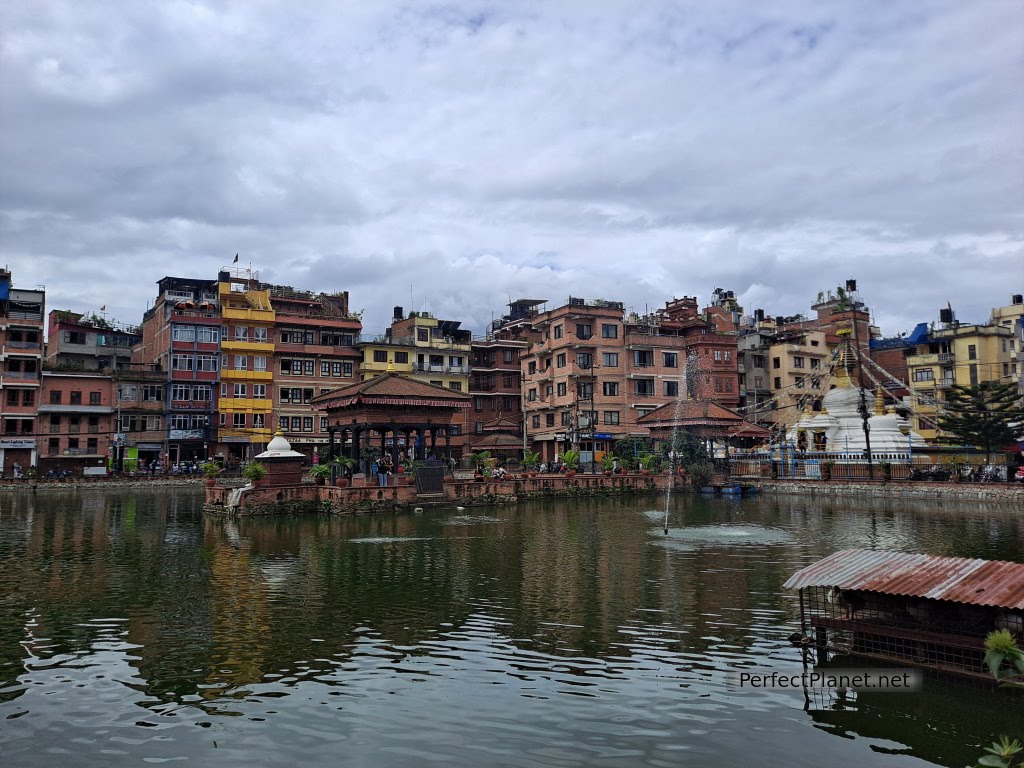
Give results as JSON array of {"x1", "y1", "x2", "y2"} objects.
[{"x1": 0, "y1": 489, "x2": 1021, "y2": 767}]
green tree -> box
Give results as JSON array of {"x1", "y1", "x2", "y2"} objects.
[{"x1": 936, "y1": 381, "x2": 1023, "y2": 461}]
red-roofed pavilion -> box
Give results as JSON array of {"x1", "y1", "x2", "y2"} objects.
[{"x1": 311, "y1": 373, "x2": 471, "y2": 470}]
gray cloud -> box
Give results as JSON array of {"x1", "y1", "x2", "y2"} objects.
[{"x1": 1, "y1": 0, "x2": 1021, "y2": 335}]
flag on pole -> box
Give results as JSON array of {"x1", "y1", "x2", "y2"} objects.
[{"x1": 233, "y1": 253, "x2": 239, "y2": 263}]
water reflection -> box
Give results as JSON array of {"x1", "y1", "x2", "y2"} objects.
[{"x1": 0, "y1": 489, "x2": 1021, "y2": 767}]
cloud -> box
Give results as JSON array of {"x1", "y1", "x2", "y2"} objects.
[{"x1": 1, "y1": 0, "x2": 1021, "y2": 334}]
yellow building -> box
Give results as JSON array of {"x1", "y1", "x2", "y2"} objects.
[
  {"x1": 990, "y1": 295, "x2": 1023, "y2": 388},
  {"x1": 216, "y1": 271, "x2": 275, "y2": 461},
  {"x1": 359, "y1": 308, "x2": 472, "y2": 393},
  {"x1": 906, "y1": 322, "x2": 1014, "y2": 441},
  {"x1": 767, "y1": 328, "x2": 831, "y2": 430}
]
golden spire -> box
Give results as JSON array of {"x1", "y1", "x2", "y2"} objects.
[
  {"x1": 874, "y1": 387, "x2": 884, "y2": 416},
  {"x1": 386, "y1": 360, "x2": 395, "y2": 373},
  {"x1": 833, "y1": 328, "x2": 853, "y2": 388}
]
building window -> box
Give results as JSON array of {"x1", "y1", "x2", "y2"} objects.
[
  {"x1": 604, "y1": 411, "x2": 620, "y2": 425},
  {"x1": 253, "y1": 327, "x2": 267, "y2": 343},
  {"x1": 561, "y1": 411, "x2": 572, "y2": 426},
  {"x1": 290, "y1": 416, "x2": 302, "y2": 432},
  {"x1": 503, "y1": 373, "x2": 515, "y2": 387},
  {"x1": 373, "y1": 350, "x2": 388, "y2": 363},
  {"x1": 602, "y1": 352, "x2": 618, "y2": 367},
  {"x1": 969, "y1": 364, "x2": 979, "y2": 385},
  {"x1": 395, "y1": 351, "x2": 409, "y2": 364},
  {"x1": 253, "y1": 413, "x2": 266, "y2": 429},
  {"x1": 48, "y1": 438, "x2": 59, "y2": 455},
  {"x1": 6, "y1": 390, "x2": 18, "y2": 406},
  {"x1": 474, "y1": 397, "x2": 485, "y2": 411},
  {"x1": 70, "y1": 391, "x2": 82, "y2": 405},
  {"x1": 633, "y1": 350, "x2": 654, "y2": 367},
  {"x1": 171, "y1": 327, "x2": 195, "y2": 342},
  {"x1": 576, "y1": 324, "x2": 592, "y2": 340},
  {"x1": 417, "y1": 328, "x2": 429, "y2": 342},
  {"x1": 546, "y1": 413, "x2": 555, "y2": 427},
  {"x1": 528, "y1": 361, "x2": 537, "y2": 375},
  {"x1": 303, "y1": 417, "x2": 314, "y2": 432},
  {"x1": 576, "y1": 353, "x2": 593, "y2": 369},
  {"x1": 253, "y1": 384, "x2": 266, "y2": 399},
  {"x1": 449, "y1": 381, "x2": 462, "y2": 391},
  {"x1": 714, "y1": 350, "x2": 723, "y2": 362},
  {"x1": 320, "y1": 417, "x2": 329, "y2": 432},
  {"x1": 968, "y1": 344, "x2": 977, "y2": 360},
  {"x1": 557, "y1": 382, "x2": 567, "y2": 397},
  {"x1": 49, "y1": 390, "x2": 62, "y2": 404},
  {"x1": 234, "y1": 326, "x2": 248, "y2": 341},
  {"x1": 172, "y1": 354, "x2": 194, "y2": 371},
  {"x1": 912, "y1": 369, "x2": 934, "y2": 382},
  {"x1": 89, "y1": 391, "x2": 101, "y2": 405},
  {"x1": 528, "y1": 388, "x2": 537, "y2": 402},
  {"x1": 793, "y1": 356, "x2": 805, "y2": 369},
  {"x1": 556, "y1": 353, "x2": 567, "y2": 368},
  {"x1": 504, "y1": 349, "x2": 515, "y2": 363},
  {"x1": 531, "y1": 415, "x2": 541, "y2": 429},
  {"x1": 22, "y1": 390, "x2": 35, "y2": 406},
  {"x1": 603, "y1": 381, "x2": 619, "y2": 396},
  {"x1": 601, "y1": 324, "x2": 618, "y2": 339},
  {"x1": 810, "y1": 358, "x2": 820, "y2": 369},
  {"x1": 663, "y1": 352, "x2": 678, "y2": 368},
  {"x1": 342, "y1": 362, "x2": 353, "y2": 377},
  {"x1": 197, "y1": 355, "x2": 217, "y2": 371},
  {"x1": 554, "y1": 325, "x2": 563, "y2": 339},
  {"x1": 752, "y1": 355, "x2": 766, "y2": 369},
  {"x1": 772, "y1": 357, "x2": 781, "y2": 369},
  {"x1": 774, "y1": 377, "x2": 781, "y2": 389},
  {"x1": 664, "y1": 381, "x2": 678, "y2": 397},
  {"x1": 233, "y1": 413, "x2": 246, "y2": 429},
  {"x1": 635, "y1": 379, "x2": 654, "y2": 396},
  {"x1": 234, "y1": 383, "x2": 247, "y2": 398}
]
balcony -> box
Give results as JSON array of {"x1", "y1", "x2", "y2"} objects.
[
  {"x1": 1, "y1": 370, "x2": 40, "y2": 381},
  {"x1": 937, "y1": 353, "x2": 955, "y2": 363},
  {"x1": 907, "y1": 353, "x2": 952, "y2": 366},
  {"x1": 221, "y1": 339, "x2": 274, "y2": 353},
  {"x1": 413, "y1": 363, "x2": 470, "y2": 375},
  {"x1": 220, "y1": 369, "x2": 272, "y2": 381},
  {"x1": 222, "y1": 306, "x2": 275, "y2": 323},
  {"x1": 937, "y1": 378, "x2": 955, "y2": 389}
]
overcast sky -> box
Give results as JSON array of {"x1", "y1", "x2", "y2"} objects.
[{"x1": 2, "y1": 1, "x2": 1021, "y2": 337}]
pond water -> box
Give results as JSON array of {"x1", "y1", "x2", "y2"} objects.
[{"x1": 0, "y1": 489, "x2": 1021, "y2": 767}]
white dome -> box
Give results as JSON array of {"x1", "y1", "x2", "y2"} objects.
[{"x1": 255, "y1": 432, "x2": 306, "y2": 459}]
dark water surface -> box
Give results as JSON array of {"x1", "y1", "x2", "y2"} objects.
[{"x1": 0, "y1": 489, "x2": 1021, "y2": 767}]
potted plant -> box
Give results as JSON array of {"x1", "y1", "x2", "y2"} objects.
[
  {"x1": 242, "y1": 461, "x2": 268, "y2": 487},
  {"x1": 308, "y1": 464, "x2": 332, "y2": 486},
  {"x1": 562, "y1": 449, "x2": 580, "y2": 477},
  {"x1": 470, "y1": 451, "x2": 492, "y2": 480},
  {"x1": 333, "y1": 456, "x2": 355, "y2": 487},
  {"x1": 601, "y1": 453, "x2": 615, "y2": 476},
  {"x1": 522, "y1": 450, "x2": 540, "y2": 477},
  {"x1": 200, "y1": 460, "x2": 222, "y2": 487},
  {"x1": 638, "y1": 454, "x2": 657, "y2": 476}
]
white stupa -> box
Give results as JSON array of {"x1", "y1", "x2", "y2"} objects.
[{"x1": 787, "y1": 334, "x2": 925, "y2": 454}]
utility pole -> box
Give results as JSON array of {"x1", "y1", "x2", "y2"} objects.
[{"x1": 846, "y1": 281, "x2": 874, "y2": 480}]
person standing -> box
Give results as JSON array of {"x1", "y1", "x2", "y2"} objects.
[{"x1": 378, "y1": 454, "x2": 393, "y2": 487}]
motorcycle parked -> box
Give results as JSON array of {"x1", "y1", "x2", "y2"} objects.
[
  {"x1": 908, "y1": 465, "x2": 951, "y2": 482},
  {"x1": 1013, "y1": 466, "x2": 1024, "y2": 483}
]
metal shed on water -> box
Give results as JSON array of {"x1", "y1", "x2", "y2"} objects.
[{"x1": 785, "y1": 549, "x2": 1024, "y2": 679}]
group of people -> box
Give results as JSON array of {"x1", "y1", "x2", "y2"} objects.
[{"x1": 371, "y1": 454, "x2": 394, "y2": 486}]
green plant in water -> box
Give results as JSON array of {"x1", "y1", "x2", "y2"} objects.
[
  {"x1": 977, "y1": 737, "x2": 1022, "y2": 768},
  {"x1": 974, "y1": 631, "x2": 1024, "y2": 767}
]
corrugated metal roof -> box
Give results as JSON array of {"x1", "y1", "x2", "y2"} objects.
[{"x1": 783, "y1": 549, "x2": 1024, "y2": 609}]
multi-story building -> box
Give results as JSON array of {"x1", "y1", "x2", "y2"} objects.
[
  {"x1": 520, "y1": 297, "x2": 683, "y2": 465},
  {"x1": 990, "y1": 294, "x2": 1024, "y2": 389},
  {"x1": 468, "y1": 299, "x2": 541, "y2": 454},
  {"x1": 215, "y1": 270, "x2": 275, "y2": 463},
  {"x1": 767, "y1": 328, "x2": 831, "y2": 430},
  {"x1": 357, "y1": 307, "x2": 473, "y2": 456},
  {"x1": 38, "y1": 371, "x2": 114, "y2": 475},
  {"x1": 906, "y1": 312, "x2": 1015, "y2": 441},
  {"x1": 135, "y1": 276, "x2": 221, "y2": 465},
  {"x1": 45, "y1": 310, "x2": 140, "y2": 371},
  {"x1": 659, "y1": 296, "x2": 741, "y2": 410},
  {"x1": 0, "y1": 269, "x2": 44, "y2": 474},
  {"x1": 113, "y1": 366, "x2": 166, "y2": 470},
  {"x1": 269, "y1": 285, "x2": 361, "y2": 461},
  {"x1": 736, "y1": 324, "x2": 775, "y2": 426}
]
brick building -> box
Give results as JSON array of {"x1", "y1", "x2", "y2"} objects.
[
  {"x1": 38, "y1": 371, "x2": 114, "y2": 475},
  {"x1": 0, "y1": 269, "x2": 44, "y2": 474},
  {"x1": 46, "y1": 310, "x2": 140, "y2": 371}
]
